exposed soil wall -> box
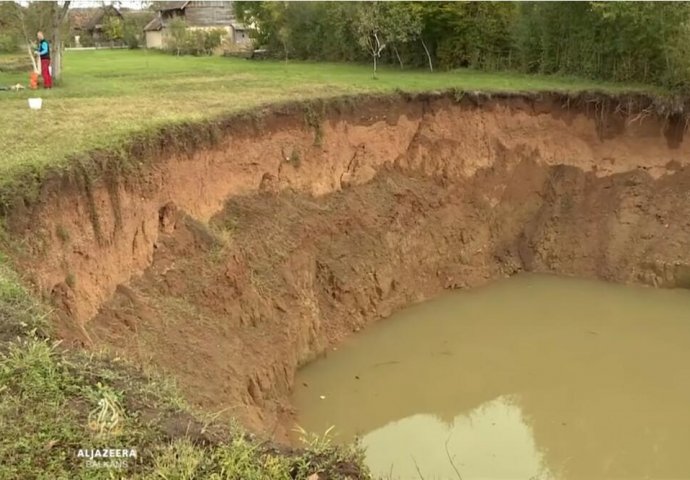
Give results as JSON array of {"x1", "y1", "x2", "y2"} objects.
[{"x1": 8, "y1": 92, "x2": 690, "y2": 441}]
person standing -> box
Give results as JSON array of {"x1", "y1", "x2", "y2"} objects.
[{"x1": 35, "y1": 32, "x2": 52, "y2": 89}]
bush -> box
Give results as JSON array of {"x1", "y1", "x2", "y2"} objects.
[
  {"x1": 123, "y1": 24, "x2": 140, "y2": 49},
  {"x1": 79, "y1": 34, "x2": 95, "y2": 48},
  {"x1": 183, "y1": 29, "x2": 205, "y2": 54},
  {"x1": 204, "y1": 28, "x2": 224, "y2": 53},
  {"x1": 165, "y1": 21, "x2": 225, "y2": 56}
]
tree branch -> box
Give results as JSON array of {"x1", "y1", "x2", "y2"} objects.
[{"x1": 59, "y1": 1, "x2": 71, "y2": 21}]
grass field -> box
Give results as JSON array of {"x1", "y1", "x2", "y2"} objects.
[{"x1": 0, "y1": 49, "x2": 660, "y2": 192}]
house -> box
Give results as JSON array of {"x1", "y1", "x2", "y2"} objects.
[
  {"x1": 85, "y1": 5, "x2": 124, "y2": 44},
  {"x1": 144, "y1": 1, "x2": 250, "y2": 50},
  {"x1": 69, "y1": 5, "x2": 124, "y2": 46},
  {"x1": 69, "y1": 7, "x2": 95, "y2": 43}
]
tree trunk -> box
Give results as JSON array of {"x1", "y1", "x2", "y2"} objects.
[
  {"x1": 393, "y1": 45, "x2": 403, "y2": 69},
  {"x1": 421, "y1": 37, "x2": 433, "y2": 72},
  {"x1": 373, "y1": 53, "x2": 377, "y2": 79},
  {"x1": 50, "y1": 1, "x2": 71, "y2": 83}
]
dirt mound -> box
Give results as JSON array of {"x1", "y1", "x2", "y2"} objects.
[{"x1": 8, "y1": 92, "x2": 690, "y2": 441}]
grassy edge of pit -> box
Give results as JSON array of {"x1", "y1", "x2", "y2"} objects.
[{"x1": 2, "y1": 87, "x2": 689, "y2": 234}]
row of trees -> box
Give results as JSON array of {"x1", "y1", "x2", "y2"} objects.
[{"x1": 234, "y1": 1, "x2": 690, "y2": 88}]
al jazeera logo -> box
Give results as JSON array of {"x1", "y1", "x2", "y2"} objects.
[
  {"x1": 77, "y1": 448, "x2": 137, "y2": 470},
  {"x1": 78, "y1": 385, "x2": 137, "y2": 470}
]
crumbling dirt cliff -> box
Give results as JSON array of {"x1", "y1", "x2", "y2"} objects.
[{"x1": 8, "y1": 92, "x2": 690, "y2": 441}]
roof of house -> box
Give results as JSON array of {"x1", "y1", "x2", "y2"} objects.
[
  {"x1": 69, "y1": 8, "x2": 96, "y2": 31},
  {"x1": 158, "y1": 1, "x2": 190, "y2": 11},
  {"x1": 144, "y1": 2, "x2": 247, "y2": 32},
  {"x1": 143, "y1": 16, "x2": 163, "y2": 32},
  {"x1": 84, "y1": 5, "x2": 123, "y2": 31}
]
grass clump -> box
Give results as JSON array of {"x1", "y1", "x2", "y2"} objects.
[
  {"x1": 289, "y1": 149, "x2": 302, "y2": 168},
  {"x1": 0, "y1": 256, "x2": 50, "y2": 342},
  {"x1": 56, "y1": 225, "x2": 70, "y2": 244}
]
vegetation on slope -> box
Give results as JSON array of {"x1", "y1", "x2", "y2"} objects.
[{"x1": 0, "y1": 257, "x2": 370, "y2": 479}]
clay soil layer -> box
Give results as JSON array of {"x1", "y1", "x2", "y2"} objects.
[{"x1": 10, "y1": 92, "x2": 690, "y2": 441}]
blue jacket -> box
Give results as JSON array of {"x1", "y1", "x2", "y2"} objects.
[{"x1": 36, "y1": 39, "x2": 50, "y2": 60}]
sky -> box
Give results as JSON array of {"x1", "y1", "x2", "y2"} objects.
[
  {"x1": 15, "y1": 1, "x2": 151, "y2": 10},
  {"x1": 76, "y1": 0, "x2": 149, "y2": 7},
  {"x1": 70, "y1": 0, "x2": 150, "y2": 9}
]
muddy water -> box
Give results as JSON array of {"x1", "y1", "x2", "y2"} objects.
[{"x1": 292, "y1": 274, "x2": 690, "y2": 480}]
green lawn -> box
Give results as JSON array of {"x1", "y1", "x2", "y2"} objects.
[{"x1": 0, "y1": 49, "x2": 659, "y2": 191}]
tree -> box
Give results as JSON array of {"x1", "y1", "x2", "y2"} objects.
[
  {"x1": 355, "y1": 2, "x2": 421, "y2": 78},
  {"x1": 386, "y1": 3, "x2": 422, "y2": 69},
  {"x1": 355, "y1": 2, "x2": 387, "y2": 78},
  {"x1": 235, "y1": 1, "x2": 287, "y2": 57},
  {"x1": 277, "y1": 25, "x2": 289, "y2": 62},
  {"x1": 120, "y1": 10, "x2": 155, "y2": 49},
  {"x1": 167, "y1": 17, "x2": 186, "y2": 55},
  {"x1": 50, "y1": 1, "x2": 71, "y2": 82},
  {"x1": 0, "y1": 2, "x2": 22, "y2": 53},
  {"x1": 103, "y1": 16, "x2": 124, "y2": 43}
]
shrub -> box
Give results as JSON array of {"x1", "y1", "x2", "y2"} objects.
[
  {"x1": 79, "y1": 34, "x2": 95, "y2": 48},
  {"x1": 184, "y1": 28, "x2": 225, "y2": 55},
  {"x1": 166, "y1": 24, "x2": 225, "y2": 56},
  {"x1": 204, "y1": 28, "x2": 224, "y2": 53},
  {"x1": 123, "y1": 24, "x2": 140, "y2": 49},
  {"x1": 183, "y1": 29, "x2": 206, "y2": 55}
]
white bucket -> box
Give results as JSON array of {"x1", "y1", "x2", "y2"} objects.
[{"x1": 28, "y1": 98, "x2": 42, "y2": 110}]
